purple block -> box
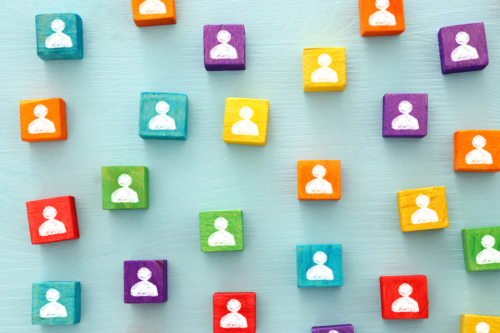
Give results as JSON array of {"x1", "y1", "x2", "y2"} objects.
[
  {"x1": 438, "y1": 23, "x2": 488, "y2": 74},
  {"x1": 312, "y1": 324, "x2": 354, "y2": 333},
  {"x1": 204, "y1": 24, "x2": 245, "y2": 71},
  {"x1": 382, "y1": 93, "x2": 428, "y2": 138},
  {"x1": 124, "y1": 260, "x2": 167, "y2": 304}
]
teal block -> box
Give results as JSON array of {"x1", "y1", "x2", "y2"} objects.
[
  {"x1": 139, "y1": 93, "x2": 188, "y2": 140},
  {"x1": 36, "y1": 13, "x2": 83, "y2": 60},
  {"x1": 32, "y1": 282, "x2": 81, "y2": 325},
  {"x1": 462, "y1": 226, "x2": 500, "y2": 272},
  {"x1": 296, "y1": 244, "x2": 343, "y2": 287}
]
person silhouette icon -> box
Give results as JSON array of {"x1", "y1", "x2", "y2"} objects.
[
  {"x1": 411, "y1": 194, "x2": 439, "y2": 224},
  {"x1": 208, "y1": 217, "x2": 236, "y2": 247},
  {"x1": 148, "y1": 101, "x2": 176, "y2": 130},
  {"x1": 305, "y1": 165, "x2": 334, "y2": 194},
  {"x1": 476, "y1": 235, "x2": 500, "y2": 265},
  {"x1": 451, "y1": 32, "x2": 479, "y2": 62},
  {"x1": 28, "y1": 105, "x2": 56, "y2": 134},
  {"x1": 391, "y1": 283, "x2": 419, "y2": 313},
  {"x1": 38, "y1": 206, "x2": 67, "y2": 237},
  {"x1": 131, "y1": 267, "x2": 159, "y2": 297},
  {"x1": 231, "y1": 106, "x2": 259, "y2": 136},
  {"x1": 466, "y1": 135, "x2": 493, "y2": 165},
  {"x1": 311, "y1": 54, "x2": 339, "y2": 83},
  {"x1": 210, "y1": 30, "x2": 238, "y2": 60},
  {"x1": 220, "y1": 299, "x2": 248, "y2": 328},
  {"x1": 476, "y1": 322, "x2": 490, "y2": 333},
  {"x1": 391, "y1": 101, "x2": 419, "y2": 130},
  {"x1": 40, "y1": 289, "x2": 68, "y2": 318},
  {"x1": 306, "y1": 251, "x2": 334, "y2": 281},
  {"x1": 139, "y1": 0, "x2": 167, "y2": 15},
  {"x1": 45, "y1": 19, "x2": 73, "y2": 49},
  {"x1": 329, "y1": 331, "x2": 339, "y2": 333},
  {"x1": 111, "y1": 174, "x2": 139, "y2": 203},
  {"x1": 369, "y1": 0, "x2": 396, "y2": 26}
]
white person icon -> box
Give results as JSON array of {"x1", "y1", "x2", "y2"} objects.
[
  {"x1": 411, "y1": 195, "x2": 438, "y2": 224},
  {"x1": 220, "y1": 299, "x2": 248, "y2": 328},
  {"x1": 476, "y1": 322, "x2": 490, "y2": 333},
  {"x1": 451, "y1": 32, "x2": 479, "y2": 62},
  {"x1": 139, "y1": 0, "x2": 167, "y2": 15},
  {"x1": 369, "y1": 0, "x2": 396, "y2": 26},
  {"x1": 28, "y1": 105, "x2": 56, "y2": 134},
  {"x1": 311, "y1": 54, "x2": 338, "y2": 83},
  {"x1": 391, "y1": 283, "x2": 419, "y2": 313},
  {"x1": 391, "y1": 101, "x2": 419, "y2": 130},
  {"x1": 208, "y1": 217, "x2": 236, "y2": 247},
  {"x1": 231, "y1": 106, "x2": 259, "y2": 136},
  {"x1": 40, "y1": 289, "x2": 68, "y2": 318},
  {"x1": 45, "y1": 19, "x2": 73, "y2": 49},
  {"x1": 131, "y1": 267, "x2": 158, "y2": 297},
  {"x1": 111, "y1": 174, "x2": 139, "y2": 203},
  {"x1": 466, "y1": 135, "x2": 493, "y2": 165},
  {"x1": 476, "y1": 235, "x2": 500, "y2": 265},
  {"x1": 149, "y1": 101, "x2": 176, "y2": 130},
  {"x1": 38, "y1": 206, "x2": 67, "y2": 237},
  {"x1": 305, "y1": 165, "x2": 333, "y2": 194},
  {"x1": 210, "y1": 30, "x2": 238, "y2": 60},
  {"x1": 306, "y1": 251, "x2": 334, "y2": 281}
]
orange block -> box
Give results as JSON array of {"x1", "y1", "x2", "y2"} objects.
[
  {"x1": 358, "y1": 0, "x2": 405, "y2": 37},
  {"x1": 454, "y1": 130, "x2": 500, "y2": 172},
  {"x1": 20, "y1": 98, "x2": 67, "y2": 143},
  {"x1": 132, "y1": 0, "x2": 176, "y2": 27},
  {"x1": 298, "y1": 160, "x2": 341, "y2": 201}
]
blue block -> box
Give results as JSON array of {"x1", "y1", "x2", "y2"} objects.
[
  {"x1": 139, "y1": 92, "x2": 188, "y2": 140},
  {"x1": 32, "y1": 282, "x2": 81, "y2": 325},
  {"x1": 296, "y1": 244, "x2": 343, "y2": 287},
  {"x1": 36, "y1": 14, "x2": 83, "y2": 60}
]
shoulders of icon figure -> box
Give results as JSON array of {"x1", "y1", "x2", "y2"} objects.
[
  {"x1": 305, "y1": 165, "x2": 333, "y2": 194},
  {"x1": 220, "y1": 299, "x2": 248, "y2": 328},
  {"x1": 476, "y1": 235, "x2": 500, "y2": 265},
  {"x1": 149, "y1": 101, "x2": 176, "y2": 131},
  {"x1": 211, "y1": 30, "x2": 238, "y2": 60},
  {"x1": 311, "y1": 54, "x2": 338, "y2": 83},
  {"x1": 111, "y1": 174, "x2": 139, "y2": 203},
  {"x1": 369, "y1": 0, "x2": 396, "y2": 26},
  {"x1": 391, "y1": 283, "x2": 419, "y2": 313},
  {"x1": 476, "y1": 322, "x2": 490, "y2": 333},
  {"x1": 411, "y1": 194, "x2": 439, "y2": 224},
  {"x1": 39, "y1": 206, "x2": 67, "y2": 237},
  {"x1": 451, "y1": 32, "x2": 479, "y2": 62},
  {"x1": 28, "y1": 104, "x2": 56, "y2": 134},
  {"x1": 466, "y1": 135, "x2": 493, "y2": 165},
  {"x1": 306, "y1": 251, "x2": 334, "y2": 281},
  {"x1": 131, "y1": 267, "x2": 159, "y2": 297},
  {"x1": 40, "y1": 289, "x2": 68, "y2": 318},
  {"x1": 392, "y1": 101, "x2": 419, "y2": 130},
  {"x1": 231, "y1": 106, "x2": 259, "y2": 136},
  {"x1": 208, "y1": 217, "x2": 236, "y2": 247},
  {"x1": 139, "y1": 0, "x2": 167, "y2": 15},
  {"x1": 45, "y1": 19, "x2": 73, "y2": 49}
]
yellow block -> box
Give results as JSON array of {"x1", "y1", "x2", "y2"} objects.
[
  {"x1": 460, "y1": 314, "x2": 500, "y2": 333},
  {"x1": 397, "y1": 186, "x2": 449, "y2": 232},
  {"x1": 223, "y1": 98, "x2": 269, "y2": 146},
  {"x1": 303, "y1": 48, "x2": 347, "y2": 92}
]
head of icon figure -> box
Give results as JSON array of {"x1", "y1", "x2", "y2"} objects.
[
  {"x1": 118, "y1": 174, "x2": 133, "y2": 187},
  {"x1": 375, "y1": 0, "x2": 390, "y2": 10},
  {"x1": 156, "y1": 101, "x2": 170, "y2": 115},
  {"x1": 34, "y1": 104, "x2": 49, "y2": 118},
  {"x1": 329, "y1": 331, "x2": 339, "y2": 333},
  {"x1": 312, "y1": 165, "x2": 327, "y2": 179},
  {"x1": 415, "y1": 194, "x2": 430, "y2": 208},
  {"x1": 51, "y1": 19, "x2": 66, "y2": 33},
  {"x1": 456, "y1": 31, "x2": 471, "y2": 45},
  {"x1": 226, "y1": 299, "x2": 241, "y2": 313},
  {"x1": 239, "y1": 106, "x2": 254, "y2": 120},
  {"x1": 313, "y1": 251, "x2": 328, "y2": 265},
  {"x1": 137, "y1": 267, "x2": 152, "y2": 281},
  {"x1": 398, "y1": 283, "x2": 413, "y2": 297},
  {"x1": 472, "y1": 135, "x2": 487, "y2": 149},
  {"x1": 43, "y1": 206, "x2": 57, "y2": 220},
  {"x1": 398, "y1": 101, "x2": 413, "y2": 114},
  {"x1": 481, "y1": 235, "x2": 496, "y2": 249},
  {"x1": 214, "y1": 217, "x2": 229, "y2": 231},
  {"x1": 217, "y1": 30, "x2": 232, "y2": 44},
  {"x1": 317, "y1": 53, "x2": 332, "y2": 67},
  {"x1": 46, "y1": 288, "x2": 61, "y2": 302},
  {"x1": 476, "y1": 322, "x2": 490, "y2": 333}
]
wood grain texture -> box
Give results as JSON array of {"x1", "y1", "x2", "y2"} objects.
[
  {"x1": 204, "y1": 25, "x2": 245, "y2": 71},
  {"x1": 460, "y1": 314, "x2": 500, "y2": 333},
  {"x1": 296, "y1": 244, "x2": 343, "y2": 287},
  {"x1": 20, "y1": 98, "x2": 67, "y2": 142},
  {"x1": 379, "y1": 275, "x2": 428, "y2": 320},
  {"x1": 35, "y1": 14, "x2": 83, "y2": 60},
  {"x1": 101, "y1": 166, "x2": 149, "y2": 210},
  {"x1": 303, "y1": 48, "x2": 346, "y2": 92},
  {"x1": 131, "y1": 0, "x2": 176, "y2": 27},
  {"x1": 222, "y1": 98, "x2": 268, "y2": 146},
  {"x1": 213, "y1": 292, "x2": 256, "y2": 333},
  {"x1": 462, "y1": 226, "x2": 500, "y2": 272},
  {"x1": 454, "y1": 130, "x2": 500, "y2": 172},
  {"x1": 32, "y1": 282, "x2": 80, "y2": 325},
  {"x1": 382, "y1": 94, "x2": 428, "y2": 138},
  {"x1": 199, "y1": 210, "x2": 244, "y2": 252},
  {"x1": 124, "y1": 260, "x2": 168, "y2": 303},
  {"x1": 358, "y1": 0, "x2": 405, "y2": 37},
  {"x1": 297, "y1": 160, "x2": 341, "y2": 200}
]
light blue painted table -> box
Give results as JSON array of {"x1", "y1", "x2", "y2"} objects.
[{"x1": 1, "y1": 0, "x2": 499, "y2": 332}]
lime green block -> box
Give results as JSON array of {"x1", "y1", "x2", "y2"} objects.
[
  {"x1": 102, "y1": 166, "x2": 149, "y2": 210},
  {"x1": 199, "y1": 210, "x2": 244, "y2": 252},
  {"x1": 462, "y1": 226, "x2": 500, "y2": 272}
]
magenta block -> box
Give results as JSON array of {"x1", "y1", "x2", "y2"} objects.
[
  {"x1": 204, "y1": 24, "x2": 245, "y2": 71},
  {"x1": 438, "y1": 23, "x2": 488, "y2": 74},
  {"x1": 382, "y1": 94, "x2": 428, "y2": 138},
  {"x1": 124, "y1": 260, "x2": 167, "y2": 304},
  {"x1": 312, "y1": 324, "x2": 354, "y2": 333}
]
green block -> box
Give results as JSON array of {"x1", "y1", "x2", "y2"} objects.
[
  {"x1": 32, "y1": 282, "x2": 81, "y2": 325},
  {"x1": 102, "y1": 166, "x2": 149, "y2": 210},
  {"x1": 199, "y1": 210, "x2": 244, "y2": 252},
  {"x1": 462, "y1": 226, "x2": 500, "y2": 272}
]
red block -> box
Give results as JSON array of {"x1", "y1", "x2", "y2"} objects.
[
  {"x1": 213, "y1": 292, "x2": 256, "y2": 333},
  {"x1": 26, "y1": 196, "x2": 80, "y2": 245},
  {"x1": 380, "y1": 275, "x2": 428, "y2": 320}
]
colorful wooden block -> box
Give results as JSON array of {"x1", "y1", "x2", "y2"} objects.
[
  {"x1": 397, "y1": 186, "x2": 449, "y2": 232},
  {"x1": 438, "y1": 23, "x2": 488, "y2": 74},
  {"x1": 132, "y1": 0, "x2": 176, "y2": 27},
  {"x1": 204, "y1": 25, "x2": 245, "y2": 71},
  {"x1": 312, "y1": 324, "x2": 354, "y2": 333},
  {"x1": 213, "y1": 292, "x2": 256, "y2": 333},
  {"x1": 296, "y1": 244, "x2": 343, "y2": 288},
  {"x1": 102, "y1": 166, "x2": 149, "y2": 210},
  {"x1": 382, "y1": 94, "x2": 428, "y2": 138},
  {"x1": 223, "y1": 98, "x2": 269, "y2": 146},
  {"x1": 32, "y1": 282, "x2": 81, "y2": 325},
  {"x1": 460, "y1": 314, "x2": 500, "y2": 333},
  {"x1": 358, "y1": 0, "x2": 405, "y2": 37},
  {"x1": 454, "y1": 130, "x2": 500, "y2": 172},
  {"x1": 124, "y1": 260, "x2": 167, "y2": 303},
  {"x1": 380, "y1": 275, "x2": 428, "y2": 320},
  {"x1": 303, "y1": 48, "x2": 346, "y2": 92},
  {"x1": 200, "y1": 210, "x2": 244, "y2": 252},
  {"x1": 139, "y1": 92, "x2": 188, "y2": 140},
  {"x1": 36, "y1": 14, "x2": 83, "y2": 60},
  {"x1": 297, "y1": 160, "x2": 341, "y2": 200},
  {"x1": 20, "y1": 98, "x2": 67, "y2": 142},
  {"x1": 462, "y1": 226, "x2": 500, "y2": 272}
]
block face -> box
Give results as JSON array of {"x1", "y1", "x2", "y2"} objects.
[
  {"x1": 204, "y1": 25, "x2": 245, "y2": 71},
  {"x1": 32, "y1": 282, "x2": 81, "y2": 325},
  {"x1": 132, "y1": 0, "x2": 176, "y2": 27},
  {"x1": 359, "y1": 0, "x2": 405, "y2": 37},
  {"x1": 382, "y1": 94, "x2": 428, "y2": 138},
  {"x1": 297, "y1": 160, "x2": 341, "y2": 200},
  {"x1": 462, "y1": 226, "x2": 500, "y2": 272},
  {"x1": 213, "y1": 292, "x2": 256, "y2": 333},
  {"x1": 296, "y1": 244, "x2": 343, "y2": 288},
  {"x1": 380, "y1": 275, "x2": 428, "y2": 320},
  {"x1": 223, "y1": 98, "x2": 269, "y2": 146},
  {"x1": 102, "y1": 166, "x2": 149, "y2": 210},
  {"x1": 124, "y1": 260, "x2": 168, "y2": 303},
  {"x1": 36, "y1": 14, "x2": 83, "y2": 60},
  {"x1": 438, "y1": 23, "x2": 488, "y2": 74},
  {"x1": 460, "y1": 314, "x2": 500, "y2": 333},
  {"x1": 454, "y1": 130, "x2": 500, "y2": 172},
  {"x1": 200, "y1": 210, "x2": 244, "y2": 252},
  {"x1": 303, "y1": 48, "x2": 346, "y2": 92},
  {"x1": 20, "y1": 98, "x2": 67, "y2": 142},
  {"x1": 139, "y1": 92, "x2": 188, "y2": 140},
  {"x1": 312, "y1": 324, "x2": 354, "y2": 333},
  {"x1": 397, "y1": 186, "x2": 449, "y2": 232}
]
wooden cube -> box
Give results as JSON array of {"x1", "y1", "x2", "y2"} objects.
[
  {"x1": 296, "y1": 244, "x2": 343, "y2": 288},
  {"x1": 312, "y1": 324, "x2": 354, "y2": 333},
  {"x1": 124, "y1": 260, "x2": 168, "y2": 303},
  {"x1": 200, "y1": 210, "x2": 244, "y2": 252},
  {"x1": 358, "y1": 0, "x2": 405, "y2": 37},
  {"x1": 462, "y1": 226, "x2": 500, "y2": 272},
  {"x1": 303, "y1": 48, "x2": 346, "y2": 92},
  {"x1": 102, "y1": 166, "x2": 149, "y2": 210},
  {"x1": 382, "y1": 94, "x2": 428, "y2": 138},
  {"x1": 20, "y1": 98, "x2": 67, "y2": 142},
  {"x1": 26, "y1": 196, "x2": 79, "y2": 245},
  {"x1": 204, "y1": 25, "x2": 245, "y2": 71},
  {"x1": 298, "y1": 160, "x2": 341, "y2": 200},
  {"x1": 397, "y1": 186, "x2": 449, "y2": 232},
  {"x1": 460, "y1": 314, "x2": 500, "y2": 333},
  {"x1": 213, "y1": 292, "x2": 256, "y2": 333},
  {"x1": 36, "y1": 14, "x2": 83, "y2": 60},
  {"x1": 380, "y1": 275, "x2": 428, "y2": 320},
  {"x1": 131, "y1": 0, "x2": 176, "y2": 27},
  {"x1": 454, "y1": 130, "x2": 500, "y2": 172},
  {"x1": 223, "y1": 98, "x2": 269, "y2": 146},
  {"x1": 32, "y1": 282, "x2": 81, "y2": 325}
]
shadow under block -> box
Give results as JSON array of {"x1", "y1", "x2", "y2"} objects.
[
  {"x1": 204, "y1": 25, "x2": 245, "y2": 71},
  {"x1": 438, "y1": 23, "x2": 488, "y2": 74},
  {"x1": 358, "y1": 0, "x2": 405, "y2": 37},
  {"x1": 200, "y1": 210, "x2": 244, "y2": 252},
  {"x1": 20, "y1": 98, "x2": 67, "y2": 142},
  {"x1": 32, "y1": 282, "x2": 81, "y2": 325},
  {"x1": 213, "y1": 292, "x2": 256, "y2": 333},
  {"x1": 223, "y1": 98, "x2": 269, "y2": 146},
  {"x1": 460, "y1": 314, "x2": 500, "y2": 333},
  {"x1": 124, "y1": 260, "x2": 168, "y2": 303},
  {"x1": 379, "y1": 275, "x2": 428, "y2": 320},
  {"x1": 132, "y1": 0, "x2": 176, "y2": 27},
  {"x1": 382, "y1": 94, "x2": 428, "y2": 138},
  {"x1": 296, "y1": 244, "x2": 343, "y2": 288},
  {"x1": 454, "y1": 130, "x2": 500, "y2": 172},
  {"x1": 462, "y1": 226, "x2": 500, "y2": 272},
  {"x1": 102, "y1": 166, "x2": 149, "y2": 210},
  {"x1": 303, "y1": 48, "x2": 346, "y2": 92},
  {"x1": 297, "y1": 160, "x2": 341, "y2": 200},
  {"x1": 139, "y1": 92, "x2": 188, "y2": 140},
  {"x1": 312, "y1": 324, "x2": 354, "y2": 333},
  {"x1": 397, "y1": 186, "x2": 449, "y2": 232},
  {"x1": 36, "y1": 14, "x2": 83, "y2": 60}
]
